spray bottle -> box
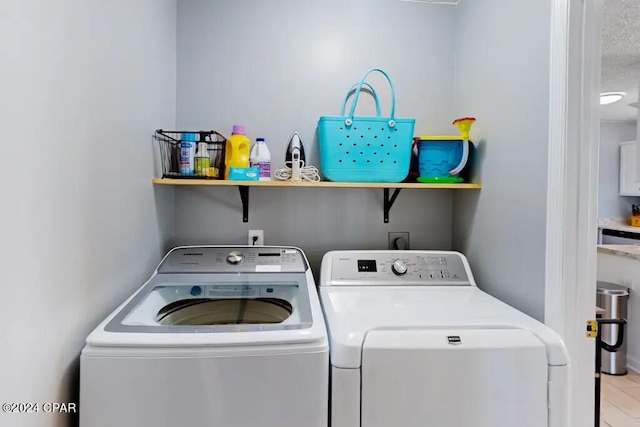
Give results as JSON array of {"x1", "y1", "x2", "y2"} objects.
[{"x1": 180, "y1": 133, "x2": 196, "y2": 176}]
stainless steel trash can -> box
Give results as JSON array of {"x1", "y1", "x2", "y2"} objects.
[{"x1": 597, "y1": 281, "x2": 630, "y2": 375}]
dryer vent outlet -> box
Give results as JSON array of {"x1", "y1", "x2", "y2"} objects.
[{"x1": 388, "y1": 232, "x2": 410, "y2": 250}]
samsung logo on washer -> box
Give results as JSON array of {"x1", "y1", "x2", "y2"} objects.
[
  {"x1": 447, "y1": 336, "x2": 462, "y2": 345},
  {"x1": 183, "y1": 253, "x2": 203, "y2": 256}
]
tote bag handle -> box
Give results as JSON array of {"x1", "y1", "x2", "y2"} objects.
[
  {"x1": 345, "y1": 68, "x2": 397, "y2": 128},
  {"x1": 340, "y1": 82, "x2": 382, "y2": 117}
]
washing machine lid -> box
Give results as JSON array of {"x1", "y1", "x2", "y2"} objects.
[
  {"x1": 85, "y1": 246, "x2": 328, "y2": 348},
  {"x1": 85, "y1": 274, "x2": 328, "y2": 348},
  {"x1": 110, "y1": 274, "x2": 312, "y2": 334},
  {"x1": 320, "y1": 286, "x2": 568, "y2": 368},
  {"x1": 106, "y1": 273, "x2": 312, "y2": 333}
]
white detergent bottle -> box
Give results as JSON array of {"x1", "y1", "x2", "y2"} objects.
[{"x1": 250, "y1": 137, "x2": 271, "y2": 181}]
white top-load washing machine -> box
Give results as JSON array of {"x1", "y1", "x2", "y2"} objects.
[
  {"x1": 80, "y1": 246, "x2": 328, "y2": 427},
  {"x1": 320, "y1": 250, "x2": 569, "y2": 427}
]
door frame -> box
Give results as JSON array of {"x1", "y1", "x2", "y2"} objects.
[{"x1": 546, "y1": 0, "x2": 602, "y2": 426}]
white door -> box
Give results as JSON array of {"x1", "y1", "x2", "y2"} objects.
[{"x1": 361, "y1": 329, "x2": 548, "y2": 427}]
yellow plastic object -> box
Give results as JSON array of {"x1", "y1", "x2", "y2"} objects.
[
  {"x1": 630, "y1": 216, "x2": 640, "y2": 227},
  {"x1": 224, "y1": 133, "x2": 251, "y2": 179},
  {"x1": 453, "y1": 117, "x2": 476, "y2": 140},
  {"x1": 208, "y1": 167, "x2": 220, "y2": 178},
  {"x1": 586, "y1": 320, "x2": 597, "y2": 338}
]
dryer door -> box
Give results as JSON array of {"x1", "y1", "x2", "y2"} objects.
[{"x1": 361, "y1": 328, "x2": 548, "y2": 427}]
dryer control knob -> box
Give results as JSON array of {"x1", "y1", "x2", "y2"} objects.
[
  {"x1": 391, "y1": 259, "x2": 408, "y2": 276},
  {"x1": 226, "y1": 251, "x2": 245, "y2": 265}
]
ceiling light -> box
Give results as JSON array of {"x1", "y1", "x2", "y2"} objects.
[{"x1": 600, "y1": 92, "x2": 626, "y2": 105}]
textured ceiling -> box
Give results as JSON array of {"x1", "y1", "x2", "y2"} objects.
[{"x1": 600, "y1": 0, "x2": 640, "y2": 122}]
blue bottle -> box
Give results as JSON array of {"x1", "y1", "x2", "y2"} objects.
[{"x1": 180, "y1": 133, "x2": 197, "y2": 176}]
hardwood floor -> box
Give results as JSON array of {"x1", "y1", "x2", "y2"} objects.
[{"x1": 601, "y1": 370, "x2": 640, "y2": 426}]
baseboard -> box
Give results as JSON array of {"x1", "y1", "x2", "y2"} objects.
[{"x1": 626, "y1": 355, "x2": 640, "y2": 374}]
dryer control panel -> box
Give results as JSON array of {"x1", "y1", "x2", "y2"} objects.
[
  {"x1": 323, "y1": 251, "x2": 472, "y2": 286},
  {"x1": 157, "y1": 246, "x2": 308, "y2": 273}
]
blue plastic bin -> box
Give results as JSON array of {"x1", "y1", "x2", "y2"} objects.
[{"x1": 416, "y1": 136, "x2": 469, "y2": 183}]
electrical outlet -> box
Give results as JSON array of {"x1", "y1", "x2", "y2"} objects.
[
  {"x1": 388, "y1": 232, "x2": 410, "y2": 250},
  {"x1": 248, "y1": 230, "x2": 264, "y2": 246}
]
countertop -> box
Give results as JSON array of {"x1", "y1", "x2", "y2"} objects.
[
  {"x1": 599, "y1": 218, "x2": 640, "y2": 234},
  {"x1": 597, "y1": 244, "x2": 640, "y2": 261}
]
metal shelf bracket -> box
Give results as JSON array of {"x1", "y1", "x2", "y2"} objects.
[
  {"x1": 238, "y1": 186, "x2": 249, "y2": 222},
  {"x1": 383, "y1": 188, "x2": 402, "y2": 223}
]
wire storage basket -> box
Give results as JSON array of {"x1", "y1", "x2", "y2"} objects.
[{"x1": 154, "y1": 130, "x2": 226, "y2": 179}]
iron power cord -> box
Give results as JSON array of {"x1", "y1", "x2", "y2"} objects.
[{"x1": 273, "y1": 160, "x2": 321, "y2": 182}]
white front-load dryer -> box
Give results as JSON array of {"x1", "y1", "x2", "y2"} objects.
[
  {"x1": 319, "y1": 250, "x2": 569, "y2": 427},
  {"x1": 80, "y1": 246, "x2": 328, "y2": 427}
]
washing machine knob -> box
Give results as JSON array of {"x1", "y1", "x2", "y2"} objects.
[
  {"x1": 391, "y1": 259, "x2": 408, "y2": 276},
  {"x1": 226, "y1": 251, "x2": 245, "y2": 265}
]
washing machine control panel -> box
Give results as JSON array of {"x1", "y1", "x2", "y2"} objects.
[
  {"x1": 328, "y1": 251, "x2": 471, "y2": 285},
  {"x1": 158, "y1": 247, "x2": 308, "y2": 273}
]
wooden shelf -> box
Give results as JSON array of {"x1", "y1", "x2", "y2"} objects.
[
  {"x1": 152, "y1": 178, "x2": 481, "y2": 223},
  {"x1": 152, "y1": 178, "x2": 482, "y2": 189}
]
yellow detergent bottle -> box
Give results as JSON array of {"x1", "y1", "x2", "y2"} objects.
[{"x1": 225, "y1": 125, "x2": 251, "y2": 179}]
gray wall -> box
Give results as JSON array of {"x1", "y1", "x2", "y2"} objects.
[
  {"x1": 173, "y1": 187, "x2": 453, "y2": 274},
  {"x1": 0, "y1": 1, "x2": 176, "y2": 426},
  {"x1": 174, "y1": 0, "x2": 460, "y2": 269},
  {"x1": 451, "y1": 0, "x2": 551, "y2": 321},
  {"x1": 598, "y1": 121, "x2": 638, "y2": 219}
]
